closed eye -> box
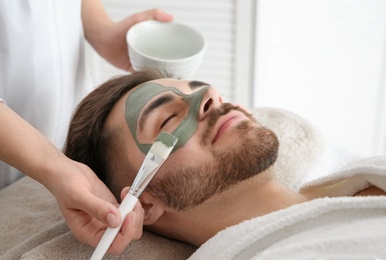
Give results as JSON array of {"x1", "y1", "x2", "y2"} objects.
[{"x1": 161, "y1": 114, "x2": 176, "y2": 129}]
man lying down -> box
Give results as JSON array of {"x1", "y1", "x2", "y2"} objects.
[{"x1": 65, "y1": 69, "x2": 386, "y2": 259}]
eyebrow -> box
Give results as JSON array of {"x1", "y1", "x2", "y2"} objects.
[
  {"x1": 138, "y1": 81, "x2": 211, "y2": 131},
  {"x1": 139, "y1": 93, "x2": 175, "y2": 131},
  {"x1": 189, "y1": 80, "x2": 211, "y2": 89}
]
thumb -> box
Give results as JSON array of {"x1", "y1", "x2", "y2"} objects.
[{"x1": 80, "y1": 193, "x2": 122, "y2": 228}]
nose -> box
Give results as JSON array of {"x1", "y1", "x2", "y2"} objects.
[{"x1": 198, "y1": 88, "x2": 223, "y2": 121}]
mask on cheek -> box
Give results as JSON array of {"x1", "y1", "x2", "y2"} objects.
[{"x1": 125, "y1": 82, "x2": 210, "y2": 155}]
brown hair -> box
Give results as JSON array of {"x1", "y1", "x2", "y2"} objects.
[{"x1": 64, "y1": 70, "x2": 169, "y2": 199}]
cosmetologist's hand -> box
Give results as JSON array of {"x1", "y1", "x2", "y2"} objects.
[
  {"x1": 49, "y1": 158, "x2": 144, "y2": 254},
  {"x1": 0, "y1": 101, "x2": 144, "y2": 254},
  {"x1": 83, "y1": 5, "x2": 174, "y2": 71}
]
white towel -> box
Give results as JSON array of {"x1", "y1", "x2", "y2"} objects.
[
  {"x1": 189, "y1": 156, "x2": 386, "y2": 260},
  {"x1": 300, "y1": 156, "x2": 386, "y2": 196}
]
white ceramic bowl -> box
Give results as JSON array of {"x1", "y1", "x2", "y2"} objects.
[{"x1": 127, "y1": 21, "x2": 206, "y2": 79}]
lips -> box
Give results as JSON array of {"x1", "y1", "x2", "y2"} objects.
[{"x1": 212, "y1": 111, "x2": 246, "y2": 144}]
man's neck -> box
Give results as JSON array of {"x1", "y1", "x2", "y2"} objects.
[{"x1": 155, "y1": 174, "x2": 308, "y2": 247}]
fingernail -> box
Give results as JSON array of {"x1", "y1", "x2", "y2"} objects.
[
  {"x1": 107, "y1": 213, "x2": 117, "y2": 227},
  {"x1": 165, "y1": 13, "x2": 173, "y2": 20}
]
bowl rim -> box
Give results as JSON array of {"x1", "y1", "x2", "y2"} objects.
[{"x1": 126, "y1": 20, "x2": 207, "y2": 62}]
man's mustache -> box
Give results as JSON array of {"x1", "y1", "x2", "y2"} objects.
[
  {"x1": 206, "y1": 103, "x2": 241, "y2": 128},
  {"x1": 201, "y1": 103, "x2": 257, "y2": 144}
]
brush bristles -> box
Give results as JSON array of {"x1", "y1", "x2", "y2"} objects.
[
  {"x1": 149, "y1": 132, "x2": 178, "y2": 159},
  {"x1": 156, "y1": 132, "x2": 178, "y2": 147}
]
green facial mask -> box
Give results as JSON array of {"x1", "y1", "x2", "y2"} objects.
[{"x1": 125, "y1": 82, "x2": 210, "y2": 154}]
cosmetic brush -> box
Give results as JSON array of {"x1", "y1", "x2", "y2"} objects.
[{"x1": 90, "y1": 132, "x2": 178, "y2": 260}]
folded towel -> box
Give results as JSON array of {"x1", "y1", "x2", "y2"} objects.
[
  {"x1": 0, "y1": 177, "x2": 196, "y2": 260},
  {"x1": 0, "y1": 177, "x2": 64, "y2": 260},
  {"x1": 21, "y1": 223, "x2": 195, "y2": 260},
  {"x1": 300, "y1": 156, "x2": 386, "y2": 196}
]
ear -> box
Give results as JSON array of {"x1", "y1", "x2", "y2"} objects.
[{"x1": 139, "y1": 191, "x2": 166, "y2": 225}]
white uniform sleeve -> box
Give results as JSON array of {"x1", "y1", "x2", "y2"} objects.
[{"x1": 0, "y1": 98, "x2": 5, "y2": 104}]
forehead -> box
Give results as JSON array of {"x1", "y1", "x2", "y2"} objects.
[
  {"x1": 107, "y1": 78, "x2": 206, "y2": 127},
  {"x1": 128, "y1": 78, "x2": 214, "y2": 100},
  {"x1": 130, "y1": 78, "x2": 196, "y2": 96}
]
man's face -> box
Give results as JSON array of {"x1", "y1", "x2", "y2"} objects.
[
  {"x1": 124, "y1": 80, "x2": 213, "y2": 154},
  {"x1": 107, "y1": 78, "x2": 279, "y2": 210}
]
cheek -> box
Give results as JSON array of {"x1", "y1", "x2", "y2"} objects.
[{"x1": 170, "y1": 138, "x2": 214, "y2": 168}]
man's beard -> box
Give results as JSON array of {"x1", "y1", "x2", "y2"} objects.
[{"x1": 147, "y1": 103, "x2": 279, "y2": 211}]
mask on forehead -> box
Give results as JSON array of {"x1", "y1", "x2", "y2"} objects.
[{"x1": 125, "y1": 82, "x2": 210, "y2": 155}]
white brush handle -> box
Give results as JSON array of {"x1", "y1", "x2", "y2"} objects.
[{"x1": 90, "y1": 194, "x2": 138, "y2": 260}]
